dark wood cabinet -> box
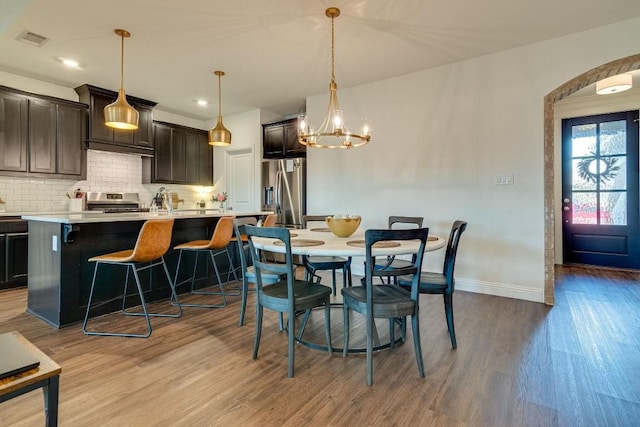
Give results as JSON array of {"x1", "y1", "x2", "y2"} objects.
[
  {"x1": 263, "y1": 118, "x2": 305, "y2": 159},
  {"x1": 196, "y1": 131, "x2": 213, "y2": 186},
  {"x1": 74, "y1": 84, "x2": 156, "y2": 156},
  {"x1": 0, "y1": 219, "x2": 28, "y2": 290},
  {"x1": 153, "y1": 123, "x2": 173, "y2": 182},
  {"x1": 6, "y1": 233, "x2": 28, "y2": 285},
  {"x1": 28, "y1": 98, "x2": 57, "y2": 174},
  {"x1": 0, "y1": 90, "x2": 28, "y2": 172},
  {"x1": 171, "y1": 128, "x2": 187, "y2": 182},
  {"x1": 151, "y1": 122, "x2": 212, "y2": 185},
  {"x1": 28, "y1": 98, "x2": 85, "y2": 176},
  {"x1": 57, "y1": 103, "x2": 85, "y2": 176},
  {"x1": 0, "y1": 86, "x2": 86, "y2": 179},
  {"x1": 135, "y1": 107, "x2": 153, "y2": 147}
]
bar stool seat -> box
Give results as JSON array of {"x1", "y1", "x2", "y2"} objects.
[
  {"x1": 82, "y1": 218, "x2": 182, "y2": 338},
  {"x1": 173, "y1": 216, "x2": 237, "y2": 308}
]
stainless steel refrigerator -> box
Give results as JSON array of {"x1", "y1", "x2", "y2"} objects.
[{"x1": 262, "y1": 158, "x2": 306, "y2": 228}]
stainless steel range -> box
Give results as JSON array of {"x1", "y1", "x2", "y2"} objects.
[{"x1": 86, "y1": 192, "x2": 149, "y2": 213}]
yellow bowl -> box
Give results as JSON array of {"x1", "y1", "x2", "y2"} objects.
[{"x1": 326, "y1": 216, "x2": 361, "y2": 237}]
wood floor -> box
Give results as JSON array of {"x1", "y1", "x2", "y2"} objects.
[{"x1": 1, "y1": 266, "x2": 639, "y2": 426}]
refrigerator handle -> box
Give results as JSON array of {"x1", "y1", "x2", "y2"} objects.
[{"x1": 275, "y1": 170, "x2": 282, "y2": 213}]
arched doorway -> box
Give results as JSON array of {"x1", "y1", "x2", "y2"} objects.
[{"x1": 543, "y1": 54, "x2": 640, "y2": 305}]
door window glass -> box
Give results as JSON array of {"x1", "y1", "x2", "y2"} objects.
[{"x1": 570, "y1": 119, "x2": 627, "y2": 225}]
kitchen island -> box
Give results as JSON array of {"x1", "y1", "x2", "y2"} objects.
[{"x1": 22, "y1": 210, "x2": 271, "y2": 328}]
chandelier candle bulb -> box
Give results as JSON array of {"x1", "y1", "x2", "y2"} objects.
[{"x1": 332, "y1": 110, "x2": 343, "y2": 132}]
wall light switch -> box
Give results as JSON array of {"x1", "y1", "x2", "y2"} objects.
[
  {"x1": 505, "y1": 173, "x2": 514, "y2": 184},
  {"x1": 495, "y1": 173, "x2": 515, "y2": 185},
  {"x1": 52, "y1": 235, "x2": 58, "y2": 251}
]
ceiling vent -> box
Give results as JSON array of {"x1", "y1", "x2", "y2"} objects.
[{"x1": 16, "y1": 30, "x2": 49, "y2": 47}]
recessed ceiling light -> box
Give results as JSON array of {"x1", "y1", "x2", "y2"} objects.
[
  {"x1": 197, "y1": 99, "x2": 208, "y2": 107},
  {"x1": 58, "y1": 57, "x2": 80, "y2": 68}
]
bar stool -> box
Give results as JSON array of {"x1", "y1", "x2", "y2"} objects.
[
  {"x1": 82, "y1": 218, "x2": 182, "y2": 338},
  {"x1": 173, "y1": 216, "x2": 236, "y2": 308},
  {"x1": 262, "y1": 213, "x2": 277, "y2": 227}
]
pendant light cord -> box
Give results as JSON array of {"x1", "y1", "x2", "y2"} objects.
[
  {"x1": 331, "y1": 14, "x2": 336, "y2": 84},
  {"x1": 120, "y1": 32, "x2": 125, "y2": 90},
  {"x1": 218, "y1": 74, "x2": 222, "y2": 119}
]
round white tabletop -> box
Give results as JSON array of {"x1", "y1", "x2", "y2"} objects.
[{"x1": 250, "y1": 228, "x2": 446, "y2": 257}]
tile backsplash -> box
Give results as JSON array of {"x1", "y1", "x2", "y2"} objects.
[{"x1": 0, "y1": 150, "x2": 216, "y2": 213}]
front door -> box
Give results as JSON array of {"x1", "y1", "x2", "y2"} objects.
[{"x1": 562, "y1": 110, "x2": 640, "y2": 268}]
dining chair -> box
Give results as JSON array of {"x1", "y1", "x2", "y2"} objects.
[
  {"x1": 245, "y1": 225, "x2": 333, "y2": 378},
  {"x1": 397, "y1": 220, "x2": 467, "y2": 349},
  {"x1": 172, "y1": 216, "x2": 237, "y2": 308},
  {"x1": 342, "y1": 227, "x2": 429, "y2": 386},
  {"x1": 234, "y1": 217, "x2": 284, "y2": 327},
  {"x1": 82, "y1": 218, "x2": 182, "y2": 338},
  {"x1": 302, "y1": 214, "x2": 352, "y2": 295},
  {"x1": 374, "y1": 216, "x2": 424, "y2": 282}
]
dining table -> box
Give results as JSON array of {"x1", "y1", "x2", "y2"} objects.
[{"x1": 250, "y1": 226, "x2": 447, "y2": 353}]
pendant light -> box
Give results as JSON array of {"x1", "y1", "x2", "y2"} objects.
[
  {"x1": 104, "y1": 29, "x2": 139, "y2": 130},
  {"x1": 298, "y1": 7, "x2": 371, "y2": 149},
  {"x1": 208, "y1": 70, "x2": 232, "y2": 146}
]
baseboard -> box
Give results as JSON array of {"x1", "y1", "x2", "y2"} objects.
[
  {"x1": 350, "y1": 264, "x2": 544, "y2": 303},
  {"x1": 455, "y1": 278, "x2": 544, "y2": 303}
]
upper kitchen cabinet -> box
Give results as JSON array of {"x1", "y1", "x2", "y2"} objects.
[
  {"x1": 0, "y1": 89, "x2": 28, "y2": 172},
  {"x1": 74, "y1": 84, "x2": 156, "y2": 156},
  {"x1": 0, "y1": 86, "x2": 87, "y2": 179},
  {"x1": 147, "y1": 121, "x2": 213, "y2": 185},
  {"x1": 263, "y1": 118, "x2": 305, "y2": 159}
]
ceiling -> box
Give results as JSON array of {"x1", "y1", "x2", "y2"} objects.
[{"x1": 2, "y1": 0, "x2": 640, "y2": 121}]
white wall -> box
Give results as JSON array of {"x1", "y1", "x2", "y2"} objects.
[{"x1": 305, "y1": 17, "x2": 640, "y2": 303}]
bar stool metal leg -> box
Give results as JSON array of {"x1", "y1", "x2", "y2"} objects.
[{"x1": 172, "y1": 248, "x2": 229, "y2": 308}]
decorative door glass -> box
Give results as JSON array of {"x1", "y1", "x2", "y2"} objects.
[{"x1": 569, "y1": 120, "x2": 627, "y2": 225}]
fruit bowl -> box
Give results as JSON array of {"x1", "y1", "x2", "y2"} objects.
[{"x1": 326, "y1": 215, "x2": 361, "y2": 237}]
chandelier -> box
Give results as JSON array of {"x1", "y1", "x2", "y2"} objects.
[
  {"x1": 104, "y1": 29, "x2": 139, "y2": 130},
  {"x1": 298, "y1": 7, "x2": 371, "y2": 149}
]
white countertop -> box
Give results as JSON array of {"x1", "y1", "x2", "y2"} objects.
[{"x1": 22, "y1": 210, "x2": 273, "y2": 224}]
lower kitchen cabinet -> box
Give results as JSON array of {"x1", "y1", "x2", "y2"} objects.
[{"x1": 0, "y1": 219, "x2": 28, "y2": 290}]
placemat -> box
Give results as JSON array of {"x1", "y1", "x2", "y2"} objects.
[
  {"x1": 346, "y1": 240, "x2": 401, "y2": 248},
  {"x1": 309, "y1": 227, "x2": 331, "y2": 232},
  {"x1": 274, "y1": 239, "x2": 325, "y2": 247}
]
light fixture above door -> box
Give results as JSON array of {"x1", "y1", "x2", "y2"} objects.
[
  {"x1": 208, "y1": 70, "x2": 232, "y2": 146},
  {"x1": 104, "y1": 29, "x2": 139, "y2": 130},
  {"x1": 297, "y1": 7, "x2": 371, "y2": 149},
  {"x1": 596, "y1": 73, "x2": 633, "y2": 95}
]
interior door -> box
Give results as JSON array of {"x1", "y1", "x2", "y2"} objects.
[
  {"x1": 226, "y1": 148, "x2": 255, "y2": 212},
  {"x1": 562, "y1": 110, "x2": 640, "y2": 268}
]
